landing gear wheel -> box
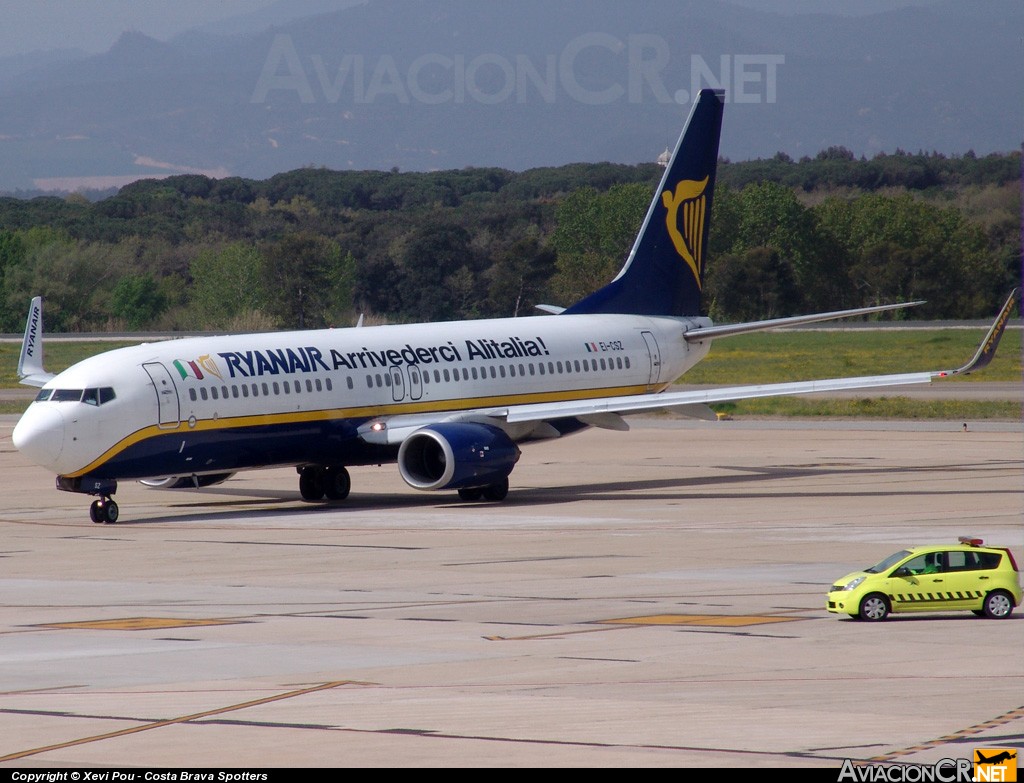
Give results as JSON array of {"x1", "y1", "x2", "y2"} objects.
[
  {"x1": 983, "y1": 590, "x2": 1014, "y2": 619},
  {"x1": 482, "y1": 477, "x2": 509, "y2": 502},
  {"x1": 298, "y1": 467, "x2": 325, "y2": 501},
  {"x1": 858, "y1": 593, "x2": 890, "y2": 622},
  {"x1": 89, "y1": 498, "x2": 119, "y2": 524},
  {"x1": 323, "y1": 466, "x2": 351, "y2": 501},
  {"x1": 458, "y1": 487, "x2": 483, "y2": 501}
]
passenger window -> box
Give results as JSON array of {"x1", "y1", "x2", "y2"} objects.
[
  {"x1": 211, "y1": 387, "x2": 219, "y2": 400},
  {"x1": 200, "y1": 387, "x2": 208, "y2": 401},
  {"x1": 509, "y1": 365, "x2": 516, "y2": 377},
  {"x1": 189, "y1": 388, "x2": 197, "y2": 402},
  {"x1": 443, "y1": 369, "x2": 450, "y2": 382},
  {"x1": 346, "y1": 377, "x2": 353, "y2": 390},
  {"x1": 538, "y1": 363, "x2": 545, "y2": 376},
  {"x1": 946, "y1": 551, "x2": 967, "y2": 571},
  {"x1": 977, "y1": 552, "x2": 1001, "y2": 569},
  {"x1": 624, "y1": 356, "x2": 631, "y2": 369},
  {"x1": 241, "y1": 385, "x2": 249, "y2": 398},
  {"x1": 499, "y1": 366, "x2": 506, "y2": 378},
  {"x1": 326, "y1": 378, "x2": 333, "y2": 391},
  {"x1": 232, "y1": 386, "x2": 239, "y2": 398},
  {"x1": 306, "y1": 380, "x2": 313, "y2": 392},
  {"x1": 252, "y1": 384, "x2": 259, "y2": 397},
  {"x1": 315, "y1": 379, "x2": 322, "y2": 392},
  {"x1": 574, "y1": 360, "x2": 581, "y2": 372},
  {"x1": 273, "y1": 382, "x2": 280, "y2": 395},
  {"x1": 221, "y1": 386, "x2": 228, "y2": 399}
]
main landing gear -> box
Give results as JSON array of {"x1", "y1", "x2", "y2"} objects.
[
  {"x1": 456, "y1": 477, "x2": 509, "y2": 502},
  {"x1": 89, "y1": 496, "x2": 119, "y2": 524},
  {"x1": 297, "y1": 465, "x2": 351, "y2": 502}
]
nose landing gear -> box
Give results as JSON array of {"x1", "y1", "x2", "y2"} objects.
[{"x1": 89, "y1": 497, "x2": 119, "y2": 524}]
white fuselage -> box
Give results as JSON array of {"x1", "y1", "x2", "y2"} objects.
[{"x1": 13, "y1": 313, "x2": 711, "y2": 481}]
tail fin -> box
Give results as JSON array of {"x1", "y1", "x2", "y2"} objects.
[{"x1": 564, "y1": 88, "x2": 724, "y2": 317}]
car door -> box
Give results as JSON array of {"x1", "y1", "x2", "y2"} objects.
[
  {"x1": 942, "y1": 550, "x2": 997, "y2": 610},
  {"x1": 888, "y1": 552, "x2": 948, "y2": 613}
]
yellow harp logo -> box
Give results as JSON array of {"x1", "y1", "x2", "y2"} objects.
[{"x1": 661, "y1": 176, "x2": 709, "y2": 287}]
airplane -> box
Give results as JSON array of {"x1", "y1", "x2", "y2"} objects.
[
  {"x1": 11, "y1": 89, "x2": 1018, "y2": 524},
  {"x1": 976, "y1": 751, "x2": 1017, "y2": 765}
]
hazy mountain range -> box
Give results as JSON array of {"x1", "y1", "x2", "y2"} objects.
[{"x1": 1, "y1": 0, "x2": 1020, "y2": 193}]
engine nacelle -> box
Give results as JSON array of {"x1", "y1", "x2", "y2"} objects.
[{"x1": 397, "y1": 423, "x2": 520, "y2": 491}]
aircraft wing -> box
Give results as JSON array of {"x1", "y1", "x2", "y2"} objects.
[
  {"x1": 361, "y1": 288, "x2": 1018, "y2": 444},
  {"x1": 502, "y1": 287, "x2": 1018, "y2": 427}
]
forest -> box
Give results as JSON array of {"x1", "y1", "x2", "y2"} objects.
[{"x1": 0, "y1": 147, "x2": 1018, "y2": 333}]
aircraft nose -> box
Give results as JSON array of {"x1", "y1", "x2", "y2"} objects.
[{"x1": 12, "y1": 405, "x2": 65, "y2": 470}]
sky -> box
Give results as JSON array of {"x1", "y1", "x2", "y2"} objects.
[
  {"x1": 0, "y1": 0, "x2": 948, "y2": 57},
  {"x1": 0, "y1": 0, "x2": 278, "y2": 56}
]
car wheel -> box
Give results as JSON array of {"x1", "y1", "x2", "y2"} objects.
[
  {"x1": 982, "y1": 590, "x2": 1014, "y2": 619},
  {"x1": 859, "y1": 593, "x2": 890, "y2": 622}
]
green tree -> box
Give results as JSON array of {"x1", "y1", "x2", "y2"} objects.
[
  {"x1": 261, "y1": 233, "x2": 344, "y2": 329},
  {"x1": 189, "y1": 242, "x2": 268, "y2": 329},
  {"x1": 110, "y1": 274, "x2": 168, "y2": 329},
  {"x1": 395, "y1": 223, "x2": 477, "y2": 321},
  {"x1": 549, "y1": 183, "x2": 649, "y2": 305}
]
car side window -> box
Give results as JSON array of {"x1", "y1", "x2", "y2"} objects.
[
  {"x1": 946, "y1": 550, "x2": 968, "y2": 571},
  {"x1": 901, "y1": 553, "x2": 943, "y2": 575},
  {"x1": 976, "y1": 552, "x2": 1002, "y2": 570}
]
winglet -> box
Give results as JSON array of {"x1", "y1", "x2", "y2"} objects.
[
  {"x1": 17, "y1": 296, "x2": 54, "y2": 387},
  {"x1": 934, "y1": 287, "x2": 1019, "y2": 378}
]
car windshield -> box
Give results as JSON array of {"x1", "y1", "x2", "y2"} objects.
[{"x1": 865, "y1": 550, "x2": 912, "y2": 574}]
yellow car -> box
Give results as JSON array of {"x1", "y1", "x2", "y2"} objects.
[{"x1": 827, "y1": 537, "x2": 1022, "y2": 621}]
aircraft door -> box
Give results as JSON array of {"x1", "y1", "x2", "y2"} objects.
[
  {"x1": 389, "y1": 366, "x2": 405, "y2": 402},
  {"x1": 641, "y1": 331, "x2": 662, "y2": 387},
  {"x1": 142, "y1": 362, "x2": 181, "y2": 429},
  {"x1": 407, "y1": 364, "x2": 423, "y2": 401}
]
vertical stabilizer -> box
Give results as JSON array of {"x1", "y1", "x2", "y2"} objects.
[{"x1": 564, "y1": 88, "x2": 725, "y2": 317}]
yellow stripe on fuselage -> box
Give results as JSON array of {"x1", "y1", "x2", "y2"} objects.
[{"x1": 64, "y1": 382, "x2": 659, "y2": 478}]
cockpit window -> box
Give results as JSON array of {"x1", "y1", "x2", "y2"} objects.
[
  {"x1": 51, "y1": 389, "x2": 84, "y2": 402},
  {"x1": 41, "y1": 387, "x2": 117, "y2": 405}
]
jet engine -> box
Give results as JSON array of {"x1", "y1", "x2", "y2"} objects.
[{"x1": 397, "y1": 423, "x2": 520, "y2": 491}]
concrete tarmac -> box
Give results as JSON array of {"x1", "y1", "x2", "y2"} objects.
[{"x1": 0, "y1": 416, "x2": 1021, "y2": 769}]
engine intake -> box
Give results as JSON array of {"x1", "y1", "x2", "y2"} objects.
[{"x1": 398, "y1": 423, "x2": 520, "y2": 491}]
